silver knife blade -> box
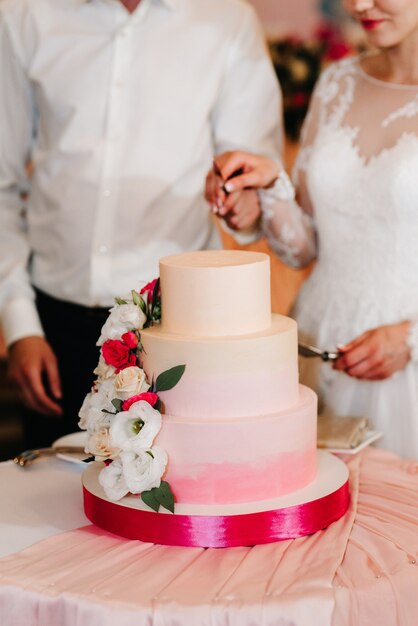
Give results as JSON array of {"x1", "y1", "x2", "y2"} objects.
[{"x1": 298, "y1": 343, "x2": 339, "y2": 361}]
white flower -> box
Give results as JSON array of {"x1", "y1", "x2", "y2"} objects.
[
  {"x1": 98, "y1": 457, "x2": 129, "y2": 501},
  {"x1": 86, "y1": 428, "x2": 119, "y2": 461},
  {"x1": 78, "y1": 379, "x2": 115, "y2": 432},
  {"x1": 93, "y1": 357, "x2": 116, "y2": 381},
  {"x1": 114, "y1": 366, "x2": 150, "y2": 401},
  {"x1": 97, "y1": 303, "x2": 147, "y2": 345},
  {"x1": 121, "y1": 448, "x2": 167, "y2": 494},
  {"x1": 110, "y1": 400, "x2": 162, "y2": 452}
]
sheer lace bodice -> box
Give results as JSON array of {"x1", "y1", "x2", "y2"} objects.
[
  {"x1": 262, "y1": 55, "x2": 418, "y2": 336},
  {"x1": 261, "y1": 56, "x2": 418, "y2": 458}
]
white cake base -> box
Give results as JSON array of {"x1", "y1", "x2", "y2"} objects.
[{"x1": 83, "y1": 451, "x2": 350, "y2": 547}]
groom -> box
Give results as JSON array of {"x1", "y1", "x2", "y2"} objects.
[{"x1": 0, "y1": 0, "x2": 282, "y2": 446}]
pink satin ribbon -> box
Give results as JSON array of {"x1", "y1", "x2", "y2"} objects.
[{"x1": 83, "y1": 480, "x2": 350, "y2": 547}]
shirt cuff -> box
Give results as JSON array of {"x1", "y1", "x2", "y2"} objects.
[
  {"x1": 407, "y1": 320, "x2": 418, "y2": 363},
  {"x1": 1, "y1": 296, "x2": 44, "y2": 348},
  {"x1": 219, "y1": 219, "x2": 261, "y2": 245}
]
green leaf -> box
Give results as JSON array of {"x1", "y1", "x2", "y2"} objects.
[
  {"x1": 154, "y1": 481, "x2": 175, "y2": 513},
  {"x1": 132, "y1": 290, "x2": 147, "y2": 315},
  {"x1": 82, "y1": 456, "x2": 96, "y2": 464},
  {"x1": 155, "y1": 365, "x2": 186, "y2": 392},
  {"x1": 115, "y1": 297, "x2": 128, "y2": 305},
  {"x1": 111, "y1": 398, "x2": 123, "y2": 413},
  {"x1": 150, "y1": 278, "x2": 161, "y2": 320},
  {"x1": 131, "y1": 289, "x2": 141, "y2": 305},
  {"x1": 154, "y1": 397, "x2": 162, "y2": 412},
  {"x1": 141, "y1": 489, "x2": 160, "y2": 512}
]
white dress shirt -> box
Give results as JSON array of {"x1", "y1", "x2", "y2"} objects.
[{"x1": 0, "y1": 0, "x2": 282, "y2": 346}]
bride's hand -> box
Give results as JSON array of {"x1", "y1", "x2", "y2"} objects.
[
  {"x1": 333, "y1": 321, "x2": 411, "y2": 380},
  {"x1": 213, "y1": 151, "x2": 280, "y2": 194}
]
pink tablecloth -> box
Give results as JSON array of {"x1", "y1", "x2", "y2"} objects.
[{"x1": 0, "y1": 448, "x2": 417, "y2": 626}]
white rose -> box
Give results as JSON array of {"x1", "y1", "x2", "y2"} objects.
[
  {"x1": 78, "y1": 379, "x2": 115, "y2": 432},
  {"x1": 121, "y1": 448, "x2": 168, "y2": 494},
  {"x1": 114, "y1": 366, "x2": 150, "y2": 401},
  {"x1": 93, "y1": 357, "x2": 116, "y2": 381},
  {"x1": 98, "y1": 457, "x2": 129, "y2": 501},
  {"x1": 86, "y1": 428, "x2": 119, "y2": 461},
  {"x1": 109, "y1": 400, "x2": 161, "y2": 452},
  {"x1": 97, "y1": 303, "x2": 147, "y2": 345}
]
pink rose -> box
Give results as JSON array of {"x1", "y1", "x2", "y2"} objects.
[
  {"x1": 122, "y1": 392, "x2": 159, "y2": 411},
  {"x1": 102, "y1": 340, "x2": 131, "y2": 369},
  {"x1": 122, "y1": 331, "x2": 138, "y2": 349}
]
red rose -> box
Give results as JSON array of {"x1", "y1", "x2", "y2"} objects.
[
  {"x1": 122, "y1": 392, "x2": 159, "y2": 411},
  {"x1": 122, "y1": 331, "x2": 138, "y2": 349},
  {"x1": 128, "y1": 352, "x2": 138, "y2": 367},
  {"x1": 102, "y1": 339, "x2": 131, "y2": 369},
  {"x1": 140, "y1": 278, "x2": 159, "y2": 299}
]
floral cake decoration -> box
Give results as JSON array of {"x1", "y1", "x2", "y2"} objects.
[{"x1": 79, "y1": 279, "x2": 185, "y2": 514}]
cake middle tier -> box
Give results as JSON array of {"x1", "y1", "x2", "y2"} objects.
[{"x1": 140, "y1": 314, "x2": 299, "y2": 419}]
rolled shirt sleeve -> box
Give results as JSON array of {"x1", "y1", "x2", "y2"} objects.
[{"x1": 0, "y1": 7, "x2": 43, "y2": 346}]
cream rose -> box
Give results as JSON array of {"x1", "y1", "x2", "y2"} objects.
[
  {"x1": 114, "y1": 366, "x2": 150, "y2": 401},
  {"x1": 93, "y1": 357, "x2": 116, "y2": 381},
  {"x1": 86, "y1": 428, "x2": 119, "y2": 461}
]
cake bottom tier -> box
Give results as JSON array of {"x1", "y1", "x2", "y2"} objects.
[
  {"x1": 155, "y1": 385, "x2": 317, "y2": 505},
  {"x1": 82, "y1": 451, "x2": 350, "y2": 547}
]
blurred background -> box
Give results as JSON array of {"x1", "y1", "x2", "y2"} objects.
[{"x1": 0, "y1": 0, "x2": 365, "y2": 459}]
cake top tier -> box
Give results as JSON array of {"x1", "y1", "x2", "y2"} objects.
[{"x1": 159, "y1": 250, "x2": 271, "y2": 337}]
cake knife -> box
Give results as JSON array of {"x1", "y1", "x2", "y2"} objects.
[
  {"x1": 13, "y1": 446, "x2": 89, "y2": 467},
  {"x1": 298, "y1": 343, "x2": 340, "y2": 362}
]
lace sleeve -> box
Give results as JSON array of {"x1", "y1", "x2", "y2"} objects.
[{"x1": 258, "y1": 73, "x2": 327, "y2": 268}]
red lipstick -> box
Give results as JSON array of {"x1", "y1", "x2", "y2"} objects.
[{"x1": 361, "y1": 19, "x2": 385, "y2": 30}]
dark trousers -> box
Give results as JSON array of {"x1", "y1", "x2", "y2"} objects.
[{"x1": 22, "y1": 290, "x2": 110, "y2": 448}]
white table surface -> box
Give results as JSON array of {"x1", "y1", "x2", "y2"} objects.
[{"x1": 0, "y1": 457, "x2": 88, "y2": 558}]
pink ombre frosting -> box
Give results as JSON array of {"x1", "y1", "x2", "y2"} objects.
[
  {"x1": 138, "y1": 251, "x2": 318, "y2": 507},
  {"x1": 155, "y1": 386, "x2": 317, "y2": 505},
  {"x1": 141, "y1": 314, "x2": 299, "y2": 418}
]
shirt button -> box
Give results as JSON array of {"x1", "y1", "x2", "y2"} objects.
[
  {"x1": 98, "y1": 245, "x2": 108, "y2": 255},
  {"x1": 103, "y1": 189, "x2": 111, "y2": 197}
]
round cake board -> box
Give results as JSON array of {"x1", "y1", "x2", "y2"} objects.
[{"x1": 82, "y1": 451, "x2": 350, "y2": 548}]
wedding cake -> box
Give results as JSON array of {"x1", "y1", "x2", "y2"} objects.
[{"x1": 81, "y1": 250, "x2": 350, "y2": 547}]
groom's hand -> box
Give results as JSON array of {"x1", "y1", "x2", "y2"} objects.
[
  {"x1": 205, "y1": 167, "x2": 260, "y2": 230},
  {"x1": 7, "y1": 336, "x2": 63, "y2": 416}
]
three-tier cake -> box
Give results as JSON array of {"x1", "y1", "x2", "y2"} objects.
[{"x1": 82, "y1": 250, "x2": 350, "y2": 547}]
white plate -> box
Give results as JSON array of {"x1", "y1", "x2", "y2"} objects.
[
  {"x1": 52, "y1": 431, "x2": 89, "y2": 464},
  {"x1": 319, "y1": 429, "x2": 383, "y2": 455}
]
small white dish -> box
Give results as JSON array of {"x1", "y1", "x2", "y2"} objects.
[
  {"x1": 320, "y1": 429, "x2": 383, "y2": 455},
  {"x1": 52, "y1": 431, "x2": 88, "y2": 464}
]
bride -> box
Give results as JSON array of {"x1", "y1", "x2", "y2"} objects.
[{"x1": 208, "y1": 0, "x2": 418, "y2": 458}]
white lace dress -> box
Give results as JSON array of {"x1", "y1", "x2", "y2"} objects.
[{"x1": 260, "y1": 56, "x2": 418, "y2": 458}]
